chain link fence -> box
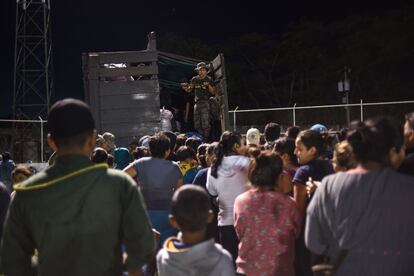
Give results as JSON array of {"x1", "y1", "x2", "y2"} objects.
[
  {"x1": 1, "y1": 100, "x2": 413, "y2": 162},
  {"x1": 229, "y1": 100, "x2": 414, "y2": 134}
]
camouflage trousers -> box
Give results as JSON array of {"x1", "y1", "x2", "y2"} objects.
[{"x1": 194, "y1": 100, "x2": 211, "y2": 139}]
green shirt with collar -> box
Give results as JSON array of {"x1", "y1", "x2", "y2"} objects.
[{"x1": 1, "y1": 154, "x2": 155, "y2": 276}]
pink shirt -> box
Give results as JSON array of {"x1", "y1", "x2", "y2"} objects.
[{"x1": 234, "y1": 189, "x2": 301, "y2": 276}]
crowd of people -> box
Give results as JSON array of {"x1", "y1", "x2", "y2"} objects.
[{"x1": 0, "y1": 98, "x2": 413, "y2": 276}]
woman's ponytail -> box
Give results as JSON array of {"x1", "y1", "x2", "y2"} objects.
[
  {"x1": 210, "y1": 131, "x2": 242, "y2": 178},
  {"x1": 211, "y1": 143, "x2": 224, "y2": 178}
]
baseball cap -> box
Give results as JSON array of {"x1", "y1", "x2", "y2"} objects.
[
  {"x1": 310, "y1": 124, "x2": 328, "y2": 133},
  {"x1": 246, "y1": 128, "x2": 261, "y2": 145}
]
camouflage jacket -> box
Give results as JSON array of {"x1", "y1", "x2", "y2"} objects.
[{"x1": 191, "y1": 76, "x2": 214, "y2": 102}]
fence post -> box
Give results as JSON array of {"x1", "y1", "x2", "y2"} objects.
[
  {"x1": 233, "y1": 106, "x2": 239, "y2": 132},
  {"x1": 39, "y1": 117, "x2": 44, "y2": 163},
  {"x1": 360, "y1": 99, "x2": 364, "y2": 122},
  {"x1": 293, "y1": 103, "x2": 297, "y2": 126}
]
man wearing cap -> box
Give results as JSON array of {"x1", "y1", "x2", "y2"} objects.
[
  {"x1": 310, "y1": 123, "x2": 328, "y2": 134},
  {"x1": 182, "y1": 62, "x2": 216, "y2": 140},
  {"x1": 1, "y1": 99, "x2": 154, "y2": 276},
  {"x1": 246, "y1": 128, "x2": 261, "y2": 146}
]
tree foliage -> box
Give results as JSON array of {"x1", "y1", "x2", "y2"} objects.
[{"x1": 158, "y1": 5, "x2": 414, "y2": 109}]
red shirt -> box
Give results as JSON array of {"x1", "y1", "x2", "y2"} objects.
[{"x1": 234, "y1": 189, "x2": 301, "y2": 276}]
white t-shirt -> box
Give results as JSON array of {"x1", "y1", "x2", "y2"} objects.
[{"x1": 207, "y1": 155, "x2": 250, "y2": 226}]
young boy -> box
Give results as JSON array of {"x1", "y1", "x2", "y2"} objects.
[
  {"x1": 176, "y1": 146, "x2": 199, "y2": 184},
  {"x1": 156, "y1": 185, "x2": 235, "y2": 276}
]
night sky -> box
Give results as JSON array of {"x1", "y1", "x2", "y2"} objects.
[{"x1": 0, "y1": 0, "x2": 411, "y2": 117}]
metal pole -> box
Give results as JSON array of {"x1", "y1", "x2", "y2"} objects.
[
  {"x1": 344, "y1": 66, "x2": 351, "y2": 126},
  {"x1": 39, "y1": 116, "x2": 44, "y2": 163},
  {"x1": 233, "y1": 106, "x2": 239, "y2": 132},
  {"x1": 360, "y1": 99, "x2": 364, "y2": 122},
  {"x1": 293, "y1": 103, "x2": 297, "y2": 126}
]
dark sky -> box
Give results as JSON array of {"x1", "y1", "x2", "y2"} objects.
[{"x1": 1, "y1": 0, "x2": 411, "y2": 117}]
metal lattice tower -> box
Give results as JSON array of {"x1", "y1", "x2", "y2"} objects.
[{"x1": 13, "y1": 0, "x2": 53, "y2": 161}]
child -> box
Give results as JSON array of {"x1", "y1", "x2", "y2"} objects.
[
  {"x1": 244, "y1": 144, "x2": 261, "y2": 159},
  {"x1": 11, "y1": 165, "x2": 33, "y2": 185},
  {"x1": 176, "y1": 146, "x2": 199, "y2": 184},
  {"x1": 234, "y1": 152, "x2": 301, "y2": 276},
  {"x1": 91, "y1": 147, "x2": 108, "y2": 164},
  {"x1": 156, "y1": 185, "x2": 235, "y2": 276},
  {"x1": 196, "y1": 143, "x2": 209, "y2": 169},
  {"x1": 185, "y1": 136, "x2": 203, "y2": 153},
  {"x1": 192, "y1": 142, "x2": 220, "y2": 242}
]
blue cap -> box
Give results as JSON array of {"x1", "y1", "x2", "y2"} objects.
[
  {"x1": 310, "y1": 124, "x2": 328, "y2": 133},
  {"x1": 185, "y1": 131, "x2": 204, "y2": 141}
]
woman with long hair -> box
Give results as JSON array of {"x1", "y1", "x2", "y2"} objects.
[
  {"x1": 293, "y1": 130, "x2": 334, "y2": 276},
  {"x1": 206, "y1": 131, "x2": 250, "y2": 262}
]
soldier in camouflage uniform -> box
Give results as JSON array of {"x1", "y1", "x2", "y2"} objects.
[{"x1": 182, "y1": 62, "x2": 216, "y2": 140}]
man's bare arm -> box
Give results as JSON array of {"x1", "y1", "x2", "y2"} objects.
[{"x1": 204, "y1": 81, "x2": 216, "y2": 95}]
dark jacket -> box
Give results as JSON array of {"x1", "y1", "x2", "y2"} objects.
[
  {"x1": 1, "y1": 154, "x2": 154, "y2": 276},
  {"x1": 399, "y1": 148, "x2": 414, "y2": 177}
]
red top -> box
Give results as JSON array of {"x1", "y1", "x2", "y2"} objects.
[{"x1": 234, "y1": 189, "x2": 301, "y2": 276}]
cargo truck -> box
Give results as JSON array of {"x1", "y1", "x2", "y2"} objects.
[{"x1": 82, "y1": 32, "x2": 230, "y2": 147}]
